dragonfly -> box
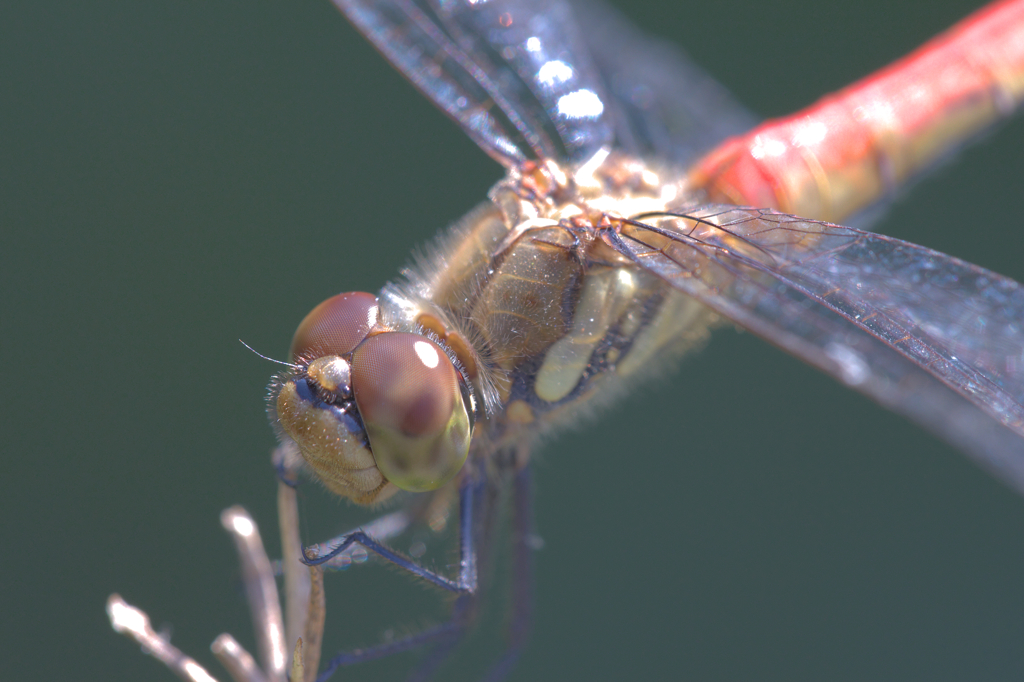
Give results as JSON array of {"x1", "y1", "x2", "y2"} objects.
[{"x1": 109, "y1": 0, "x2": 1024, "y2": 681}]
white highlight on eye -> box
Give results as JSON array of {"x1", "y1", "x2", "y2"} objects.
[
  {"x1": 617, "y1": 269, "x2": 634, "y2": 288},
  {"x1": 750, "y1": 135, "x2": 787, "y2": 159},
  {"x1": 557, "y1": 89, "x2": 604, "y2": 119},
  {"x1": 537, "y1": 59, "x2": 573, "y2": 86},
  {"x1": 525, "y1": 36, "x2": 541, "y2": 52},
  {"x1": 414, "y1": 340, "x2": 441, "y2": 368}
]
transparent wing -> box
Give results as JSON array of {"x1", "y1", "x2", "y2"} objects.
[
  {"x1": 333, "y1": 0, "x2": 757, "y2": 169},
  {"x1": 331, "y1": 0, "x2": 616, "y2": 166},
  {"x1": 566, "y1": 0, "x2": 757, "y2": 167},
  {"x1": 331, "y1": 0, "x2": 546, "y2": 165},
  {"x1": 427, "y1": 0, "x2": 615, "y2": 164},
  {"x1": 606, "y1": 206, "x2": 1024, "y2": 491}
]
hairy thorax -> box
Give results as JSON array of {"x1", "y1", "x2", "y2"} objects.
[{"x1": 378, "y1": 152, "x2": 718, "y2": 464}]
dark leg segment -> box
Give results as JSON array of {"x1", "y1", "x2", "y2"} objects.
[
  {"x1": 314, "y1": 621, "x2": 461, "y2": 682},
  {"x1": 310, "y1": 470, "x2": 486, "y2": 681},
  {"x1": 483, "y1": 464, "x2": 535, "y2": 682},
  {"x1": 301, "y1": 475, "x2": 480, "y2": 594},
  {"x1": 403, "y1": 596, "x2": 474, "y2": 682}
]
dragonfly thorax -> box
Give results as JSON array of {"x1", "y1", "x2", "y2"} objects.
[{"x1": 394, "y1": 155, "x2": 717, "y2": 449}]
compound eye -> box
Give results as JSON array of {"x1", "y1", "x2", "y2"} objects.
[
  {"x1": 351, "y1": 333, "x2": 472, "y2": 492},
  {"x1": 290, "y1": 292, "x2": 378, "y2": 363}
]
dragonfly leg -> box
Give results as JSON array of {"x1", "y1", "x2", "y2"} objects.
[
  {"x1": 481, "y1": 463, "x2": 535, "y2": 682},
  {"x1": 300, "y1": 508, "x2": 415, "y2": 572},
  {"x1": 302, "y1": 473, "x2": 480, "y2": 592},
  {"x1": 313, "y1": 619, "x2": 466, "y2": 682},
  {"x1": 401, "y1": 595, "x2": 476, "y2": 682},
  {"x1": 311, "y1": 472, "x2": 484, "y2": 681},
  {"x1": 399, "y1": 463, "x2": 521, "y2": 682}
]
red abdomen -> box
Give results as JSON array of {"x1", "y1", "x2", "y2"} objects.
[{"x1": 690, "y1": 0, "x2": 1024, "y2": 223}]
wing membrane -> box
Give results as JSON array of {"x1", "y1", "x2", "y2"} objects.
[
  {"x1": 332, "y1": 0, "x2": 549, "y2": 164},
  {"x1": 428, "y1": 0, "x2": 615, "y2": 163},
  {"x1": 334, "y1": 0, "x2": 757, "y2": 169},
  {"x1": 567, "y1": 0, "x2": 757, "y2": 167},
  {"x1": 332, "y1": 0, "x2": 617, "y2": 165},
  {"x1": 607, "y1": 206, "x2": 1024, "y2": 490}
]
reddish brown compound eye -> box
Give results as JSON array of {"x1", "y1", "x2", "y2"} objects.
[
  {"x1": 289, "y1": 292, "x2": 379, "y2": 363},
  {"x1": 351, "y1": 332, "x2": 472, "y2": 492}
]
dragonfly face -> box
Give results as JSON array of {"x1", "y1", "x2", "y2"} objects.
[{"x1": 274, "y1": 291, "x2": 475, "y2": 503}]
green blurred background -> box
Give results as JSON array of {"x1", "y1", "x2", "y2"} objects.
[{"x1": 4, "y1": 0, "x2": 1024, "y2": 679}]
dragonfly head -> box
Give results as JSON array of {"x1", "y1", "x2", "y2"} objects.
[{"x1": 273, "y1": 292, "x2": 473, "y2": 504}]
